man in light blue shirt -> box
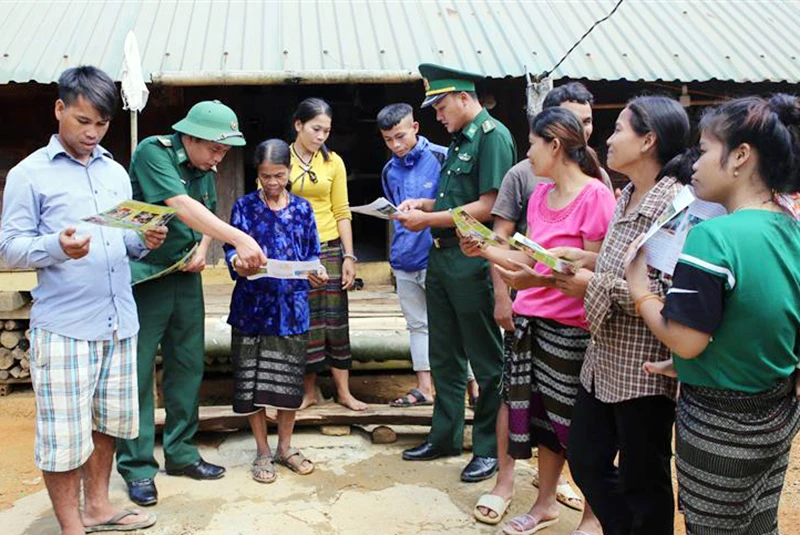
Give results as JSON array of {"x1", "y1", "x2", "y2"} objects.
[{"x1": 0, "y1": 66, "x2": 163, "y2": 535}]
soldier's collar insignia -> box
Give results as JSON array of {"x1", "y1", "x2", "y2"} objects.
[{"x1": 464, "y1": 123, "x2": 478, "y2": 140}]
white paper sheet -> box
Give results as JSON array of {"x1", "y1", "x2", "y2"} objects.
[
  {"x1": 642, "y1": 188, "x2": 726, "y2": 275},
  {"x1": 247, "y1": 259, "x2": 324, "y2": 280},
  {"x1": 350, "y1": 197, "x2": 399, "y2": 220}
]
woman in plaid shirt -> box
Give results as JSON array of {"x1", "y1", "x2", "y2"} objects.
[{"x1": 550, "y1": 96, "x2": 694, "y2": 535}]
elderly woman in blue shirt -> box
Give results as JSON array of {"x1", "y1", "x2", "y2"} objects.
[{"x1": 225, "y1": 139, "x2": 326, "y2": 483}]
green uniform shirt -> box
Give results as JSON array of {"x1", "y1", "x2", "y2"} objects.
[
  {"x1": 432, "y1": 108, "x2": 516, "y2": 239},
  {"x1": 665, "y1": 211, "x2": 800, "y2": 392},
  {"x1": 129, "y1": 133, "x2": 217, "y2": 282}
]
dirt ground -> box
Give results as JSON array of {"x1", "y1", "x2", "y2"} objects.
[{"x1": 2, "y1": 376, "x2": 800, "y2": 534}]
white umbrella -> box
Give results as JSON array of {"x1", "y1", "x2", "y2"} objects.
[{"x1": 120, "y1": 31, "x2": 149, "y2": 156}]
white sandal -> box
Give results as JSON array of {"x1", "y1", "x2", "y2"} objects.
[
  {"x1": 473, "y1": 493, "x2": 511, "y2": 525},
  {"x1": 531, "y1": 470, "x2": 584, "y2": 512}
]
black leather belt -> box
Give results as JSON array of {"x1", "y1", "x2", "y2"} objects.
[{"x1": 432, "y1": 236, "x2": 460, "y2": 249}]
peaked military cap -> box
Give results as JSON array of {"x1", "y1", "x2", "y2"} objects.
[{"x1": 418, "y1": 63, "x2": 486, "y2": 108}]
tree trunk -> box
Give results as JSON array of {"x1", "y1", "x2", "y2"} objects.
[{"x1": 0, "y1": 330, "x2": 23, "y2": 349}]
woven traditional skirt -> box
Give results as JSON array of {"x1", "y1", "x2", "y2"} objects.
[
  {"x1": 231, "y1": 329, "x2": 307, "y2": 412},
  {"x1": 306, "y1": 239, "x2": 351, "y2": 373},
  {"x1": 677, "y1": 377, "x2": 800, "y2": 535},
  {"x1": 504, "y1": 316, "x2": 589, "y2": 459}
]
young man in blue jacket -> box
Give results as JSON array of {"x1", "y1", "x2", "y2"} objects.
[{"x1": 378, "y1": 103, "x2": 478, "y2": 407}]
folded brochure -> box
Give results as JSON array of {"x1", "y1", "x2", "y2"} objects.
[
  {"x1": 247, "y1": 259, "x2": 325, "y2": 280},
  {"x1": 636, "y1": 185, "x2": 726, "y2": 275},
  {"x1": 508, "y1": 233, "x2": 576, "y2": 274},
  {"x1": 350, "y1": 197, "x2": 399, "y2": 220},
  {"x1": 132, "y1": 243, "x2": 199, "y2": 286},
  {"x1": 450, "y1": 207, "x2": 508, "y2": 247},
  {"x1": 450, "y1": 207, "x2": 573, "y2": 273},
  {"x1": 83, "y1": 200, "x2": 176, "y2": 231}
]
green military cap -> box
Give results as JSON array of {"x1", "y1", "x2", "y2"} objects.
[
  {"x1": 418, "y1": 63, "x2": 485, "y2": 108},
  {"x1": 172, "y1": 100, "x2": 246, "y2": 146}
]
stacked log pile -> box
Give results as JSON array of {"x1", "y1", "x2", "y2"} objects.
[{"x1": 0, "y1": 321, "x2": 30, "y2": 381}]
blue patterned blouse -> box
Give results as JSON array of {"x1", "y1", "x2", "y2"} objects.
[{"x1": 225, "y1": 191, "x2": 320, "y2": 336}]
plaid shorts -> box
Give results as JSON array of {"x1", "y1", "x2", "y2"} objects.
[{"x1": 30, "y1": 328, "x2": 139, "y2": 472}]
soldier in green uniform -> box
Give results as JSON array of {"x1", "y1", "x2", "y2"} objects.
[
  {"x1": 394, "y1": 64, "x2": 516, "y2": 482},
  {"x1": 116, "y1": 101, "x2": 267, "y2": 506}
]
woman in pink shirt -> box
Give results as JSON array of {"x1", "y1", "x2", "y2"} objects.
[{"x1": 465, "y1": 107, "x2": 615, "y2": 535}]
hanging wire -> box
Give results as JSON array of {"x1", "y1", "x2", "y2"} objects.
[{"x1": 540, "y1": 0, "x2": 626, "y2": 79}]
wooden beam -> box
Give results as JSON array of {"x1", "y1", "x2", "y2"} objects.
[{"x1": 155, "y1": 403, "x2": 473, "y2": 432}]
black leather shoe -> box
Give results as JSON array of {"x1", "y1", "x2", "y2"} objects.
[
  {"x1": 402, "y1": 441, "x2": 459, "y2": 461},
  {"x1": 166, "y1": 458, "x2": 226, "y2": 480},
  {"x1": 127, "y1": 478, "x2": 158, "y2": 506},
  {"x1": 460, "y1": 456, "x2": 498, "y2": 482}
]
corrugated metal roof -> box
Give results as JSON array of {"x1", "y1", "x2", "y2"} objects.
[{"x1": 1, "y1": 0, "x2": 799, "y2": 85}]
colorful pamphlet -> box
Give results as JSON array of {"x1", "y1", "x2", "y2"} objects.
[
  {"x1": 132, "y1": 243, "x2": 199, "y2": 286},
  {"x1": 637, "y1": 186, "x2": 726, "y2": 275},
  {"x1": 247, "y1": 259, "x2": 325, "y2": 280},
  {"x1": 508, "y1": 232, "x2": 576, "y2": 274},
  {"x1": 350, "y1": 197, "x2": 399, "y2": 220},
  {"x1": 638, "y1": 186, "x2": 696, "y2": 246},
  {"x1": 451, "y1": 207, "x2": 508, "y2": 247},
  {"x1": 83, "y1": 200, "x2": 176, "y2": 231}
]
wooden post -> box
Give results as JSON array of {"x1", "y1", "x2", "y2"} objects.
[
  {"x1": 207, "y1": 147, "x2": 244, "y2": 265},
  {"x1": 130, "y1": 110, "x2": 138, "y2": 157}
]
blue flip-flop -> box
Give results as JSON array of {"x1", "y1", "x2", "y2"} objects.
[{"x1": 389, "y1": 389, "x2": 433, "y2": 407}]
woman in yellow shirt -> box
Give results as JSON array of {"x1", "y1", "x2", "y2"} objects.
[{"x1": 290, "y1": 98, "x2": 366, "y2": 411}]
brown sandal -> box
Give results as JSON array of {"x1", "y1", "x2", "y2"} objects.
[
  {"x1": 274, "y1": 447, "x2": 314, "y2": 475},
  {"x1": 251, "y1": 454, "x2": 276, "y2": 483}
]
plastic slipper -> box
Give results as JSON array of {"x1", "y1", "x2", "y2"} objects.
[
  {"x1": 389, "y1": 389, "x2": 433, "y2": 407},
  {"x1": 274, "y1": 447, "x2": 314, "y2": 475},
  {"x1": 555, "y1": 482, "x2": 584, "y2": 511},
  {"x1": 531, "y1": 470, "x2": 584, "y2": 512},
  {"x1": 251, "y1": 453, "x2": 276, "y2": 484},
  {"x1": 85, "y1": 509, "x2": 157, "y2": 533},
  {"x1": 502, "y1": 513, "x2": 559, "y2": 535},
  {"x1": 472, "y1": 493, "x2": 511, "y2": 525}
]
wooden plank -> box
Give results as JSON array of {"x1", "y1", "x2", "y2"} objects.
[
  {"x1": 0, "y1": 377, "x2": 31, "y2": 384},
  {"x1": 0, "y1": 291, "x2": 30, "y2": 312},
  {"x1": 0, "y1": 377, "x2": 31, "y2": 396},
  {"x1": 0, "y1": 273, "x2": 36, "y2": 292},
  {"x1": 155, "y1": 403, "x2": 474, "y2": 432},
  {"x1": 0, "y1": 301, "x2": 31, "y2": 320}
]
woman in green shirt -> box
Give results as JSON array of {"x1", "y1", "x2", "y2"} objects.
[{"x1": 625, "y1": 94, "x2": 800, "y2": 535}]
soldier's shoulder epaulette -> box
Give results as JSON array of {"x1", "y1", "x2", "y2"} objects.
[
  {"x1": 156, "y1": 136, "x2": 173, "y2": 147},
  {"x1": 481, "y1": 119, "x2": 496, "y2": 134}
]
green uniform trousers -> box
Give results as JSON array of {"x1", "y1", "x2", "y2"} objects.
[
  {"x1": 426, "y1": 246, "x2": 503, "y2": 457},
  {"x1": 116, "y1": 271, "x2": 205, "y2": 481}
]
